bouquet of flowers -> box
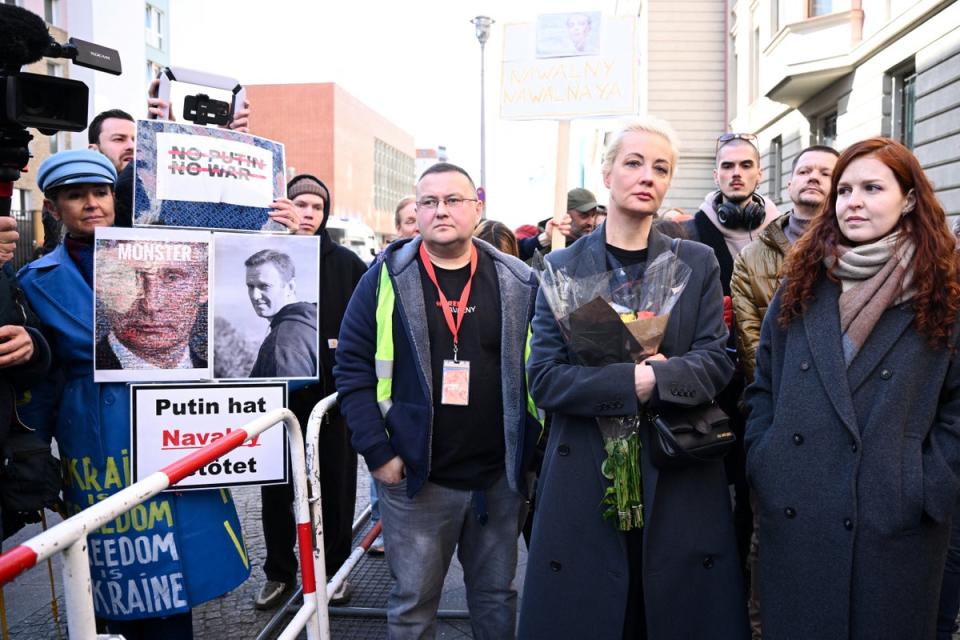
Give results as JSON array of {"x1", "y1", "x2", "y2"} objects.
[{"x1": 538, "y1": 251, "x2": 691, "y2": 530}]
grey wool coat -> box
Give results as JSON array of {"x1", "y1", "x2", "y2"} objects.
[
  {"x1": 745, "y1": 276, "x2": 960, "y2": 639},
  {"x1": 518, "y1": 225, "x2": 750, "y2": 640}
]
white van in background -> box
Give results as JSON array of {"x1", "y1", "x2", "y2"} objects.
[{"x1": 325, "y1": 216, "x2": 379, "y2": 265}]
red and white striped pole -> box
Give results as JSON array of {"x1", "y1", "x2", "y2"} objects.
[
  {"x1": 304, "y1": 392, "x2": 337, "y2": 637},
  {"x1": 0, "y1": 408, "x2": 324, "y2": 640}
]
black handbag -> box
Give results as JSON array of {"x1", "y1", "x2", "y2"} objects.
[
  {"x1": 647, "y1": 402, "x2": 735, "y2": 469},
  {"x1": 1, "y1": 425, "x2": 61, "y2": 539}
]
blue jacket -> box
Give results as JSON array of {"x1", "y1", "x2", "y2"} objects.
[
  {"x1": 334, "y1": 237, "x2": 540, "y2": 498},
  {"x1": 18, "y1": 244, "x2": 250, "y2": 621}
]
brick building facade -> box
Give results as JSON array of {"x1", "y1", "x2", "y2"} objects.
[{"x1": 246, "y1": 83, "x2": 415, "y2": 238}]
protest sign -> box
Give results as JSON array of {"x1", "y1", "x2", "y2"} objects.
[
  {"x1": 95, "y1": 227, "x2": 212, "y2": 383},
  {"x1": 212, "y1": 233, "x2": 320, "y2": 380},
  {"x1": 156, "y1": 131, "x2": 274, "y2": 205},
  {"x1": 133, "y1": 119, "x2": 287, "y2": 231},
  {"x1": 501, "y1": 15, "x2": 637, "y2": 120},
  {"x1": 131, "y1": 382, "x2": 288, "y2": 489}
]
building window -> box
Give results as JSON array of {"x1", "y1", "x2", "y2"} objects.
[
  {"x1": 46, "y1": 62, "x2": 63, "y2": 78},
  {"x1": 145, "y1": 4, "x2": 164, "y2": 50},
  {"x1": 815, "y1": 110, "x2": 838, "y2": 147},
  {"x1": 373, "y1": 139, "x2": 415, "y2": 214},
  {"x1": 770, "y1": 136, "x2": 783, "y2": 200},
  {"x1": 146, "y1": 60, "x2": 163, "y2": 83},
  {"x1": 10, "y1": 188, "x2": 25, "y2": 216},
  {"x1": 809, "y1": 0, "x2": 832, "y2": 17},
  {"x1": 750, "y1": 27, "x2": 760, "y2": 103},
  {"x1": 730, "y1": 44, "x2": 739, "y2": 120},
  {"x1": 49, "y1": 132, "x2": 59, "y2": 154},
  {"x1": 894, "y1": 68, "x2": 917, "y2": 149},
  {"x1": 771, "y1": 0, "x2": 780, "y2": 34},
  {"x1": 44, "y1": 0, "x2": 58, "y2": 25}
]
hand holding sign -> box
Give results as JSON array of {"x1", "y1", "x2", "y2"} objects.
[{"x1": 268, "y1": 198, "x2": 300, "y2": 233}]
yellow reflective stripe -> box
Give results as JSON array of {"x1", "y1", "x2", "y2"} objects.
[
  {"x1": 525, "y1": 325, "x2": 545, "y2": 428},
  {"x1": 375, "y1": 264, "x2": 396, "y2": 415},
  {"x1": 223, "y1": 519, "x2": 249, "y2": 570}
]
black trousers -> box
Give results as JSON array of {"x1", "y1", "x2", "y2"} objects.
[
  {"x1": 261, "y1": 408, "x2": 357, "y2": 584},
  {"x1": 719, "y1": 373, "x2": 752, "y2": 576}
]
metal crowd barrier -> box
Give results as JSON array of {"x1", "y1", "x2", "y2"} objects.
[
  {"x1": 256, "y1": 392, "x2": 386, "y2": 640},
  {"x1": 0, "y1": 408, "x2": 326, "y2": 640},
  {"x1": 261, "y1": 392, "x2": 468, "y2": 630}
]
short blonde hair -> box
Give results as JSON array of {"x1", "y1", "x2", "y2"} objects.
[{"x1": 602, "y1": 115, "x2": 680, "y2": 179}]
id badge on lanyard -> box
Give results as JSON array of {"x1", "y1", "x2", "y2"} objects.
[
  {"x1": 420, "y1": 242, "x2": 478, "y2": 407},
  {"x1": 441, "y1": 359, "x2": 470, "y2": 406}
]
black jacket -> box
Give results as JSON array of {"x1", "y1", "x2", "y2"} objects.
[
  {"x1": 288, "y1": 179, "x2": 367, "y2": 419},
  {"x1": 249, "y1": 301, "x2": 319, "y2": 378},
  {"x1": 0, "y1": 264, "x2": 51, "y2": 440},
  {"x1": 0, "y1": 263, "x2": 52, "y2": 541},
  {"x1": 682, "y1": 211, "x2": 735, "y2": 296}
]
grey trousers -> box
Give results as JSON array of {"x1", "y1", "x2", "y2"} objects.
[{"x1": 377, "y1": 472, "x2": 527, "y2": 640}]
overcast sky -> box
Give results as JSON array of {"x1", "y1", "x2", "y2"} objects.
[{"x1": 169, "y1": 0, "x2": 634, "y2": 229}]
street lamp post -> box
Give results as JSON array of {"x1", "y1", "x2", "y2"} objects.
[{"x1": 471, "y1": 15, "x2": 494, "y2": 192}]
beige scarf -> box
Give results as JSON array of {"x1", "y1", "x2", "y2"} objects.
[{"x1": 824, "y1": 232, "x2": 916, "y2": 365}]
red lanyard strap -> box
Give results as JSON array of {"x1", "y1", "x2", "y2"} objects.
[{"x1": 419, "y1": 242, "x2": 478, "y2": 359}]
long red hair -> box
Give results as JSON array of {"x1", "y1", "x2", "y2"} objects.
[{"x1": 778, "y1": 137, "x2": 960, "y2": 345}]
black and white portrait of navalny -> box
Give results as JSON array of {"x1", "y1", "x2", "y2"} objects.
[
  {"x1": 94, "y1": 227, "x2": 212, "y2": 383},
  {"x1": 212, "y1": 233, "x2": 320, "y2": 380}
]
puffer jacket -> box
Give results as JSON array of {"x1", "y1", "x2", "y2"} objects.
[{"x1": 730, "y1": 212, "x2": 791, "y2": 385}]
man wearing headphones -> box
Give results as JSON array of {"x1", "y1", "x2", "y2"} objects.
[
  {"x1": 683, "y1": 133, "x2": 780, "y2": 295},
  {"x1": 681, "y1": 132, "x2": 781, "y2": 579}
]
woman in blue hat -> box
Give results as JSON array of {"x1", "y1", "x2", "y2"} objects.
[{"x1": 17, "y1": 149, "x2": 251, "y2": 639}]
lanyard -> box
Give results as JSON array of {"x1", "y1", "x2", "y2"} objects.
[{"x1": 419, "y1": 242, "x2": 478, "y2": 362}]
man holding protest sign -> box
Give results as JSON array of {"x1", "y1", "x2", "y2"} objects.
[
  {"x1": 88, "y1": 109, "x2": 137, "y2": 173},
  {"x1": 255, "y1": 174, "x2": 366, "y2": 610}
]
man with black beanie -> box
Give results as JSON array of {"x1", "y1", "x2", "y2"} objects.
[{"x1": 255, "y1": 174, "x2": 367, "y2": 610}]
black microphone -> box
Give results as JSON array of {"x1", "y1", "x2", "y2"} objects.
[{"x1": 0, "y1": 4, "x2": 52, "y2": 69}]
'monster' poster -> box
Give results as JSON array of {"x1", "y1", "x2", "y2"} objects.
[{"x1": 94, "y1": 227, "x2": 212, "y2": 382}]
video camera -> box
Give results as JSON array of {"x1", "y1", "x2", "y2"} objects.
[{"x1": 0, "y1": 3, "x2": 121, "y2": 212}]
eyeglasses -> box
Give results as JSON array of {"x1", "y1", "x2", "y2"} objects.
[
  {"x1": 716, "y1": 132, "x2": 758, "y2": 153},
  {"x1": 415, "y1": 196, "x2": 479, "y2": 212}
]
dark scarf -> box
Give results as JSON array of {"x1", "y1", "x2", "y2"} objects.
[{"x1": 64, "y1": 234, "x2": 94, "y2": 286}]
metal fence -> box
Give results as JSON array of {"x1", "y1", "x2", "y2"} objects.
[{"x1": 9, "y1": 209, "x2": 45, "y2": 272}]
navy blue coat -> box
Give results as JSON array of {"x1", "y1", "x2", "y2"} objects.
[
  {"x1": 518, "y1": 225, "x2": 748, "y2": 639},
  {"x1": 334, "y1": 237, "x2": 541, "y2": 498},
  {"x1": 746, "y1": 277, "x2": 960, "y2": 639}
]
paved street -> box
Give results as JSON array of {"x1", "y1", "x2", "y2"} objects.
[{"x1": 2, "y1": 463, "x2": 528, "y2": 639}]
